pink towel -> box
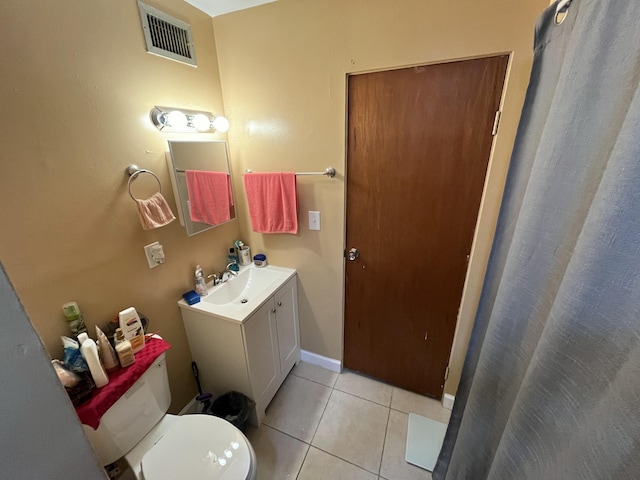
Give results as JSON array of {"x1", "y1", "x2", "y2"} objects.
[
  {"x1": 243, "y1": 172, "x2": 298, "y2": 234},
  {"x1": 135, "y1": 192, "x2": 176, "y2": 230},
  {"x1": 185, "y1": 170, "x2": 233, "y2": 226}
]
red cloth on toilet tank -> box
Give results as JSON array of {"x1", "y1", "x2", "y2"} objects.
[{"x1": 75, "y1": 337, "x2": 171, "y2": 429}]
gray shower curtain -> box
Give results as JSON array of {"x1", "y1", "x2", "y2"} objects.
[{"x1": 434, "y1": 1, "x2": 640, "y2": 479}]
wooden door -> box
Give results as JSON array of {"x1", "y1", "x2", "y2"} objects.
[{"x1": 344, "y1": 56, "x2": 509, "y2": 398}]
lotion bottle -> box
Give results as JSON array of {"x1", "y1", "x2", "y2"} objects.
[
  {"x1": 114, "y1": 328, "x2": 135, "y2": 368},
  {"x1": 77, "y1": 332, "x2": 109, "y2": 388},
  {"x1": 95, "y1": 326, "x2": 120, "y2": 373},
  {"x1": 118, "y1": 306, "x2": 145, "y2": 354}
]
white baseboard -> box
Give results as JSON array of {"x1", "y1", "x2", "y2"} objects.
[
  {"x1": 300, "y1": 349, "x2": 342, "y2": 373},
  {"x1": 442, "y1": 393, "x2": 455, "y2": 410}
]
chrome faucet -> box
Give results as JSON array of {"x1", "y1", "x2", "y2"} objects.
[
  {"x1": 207, "y1": 273, "x2": 221, "y2": 286},
  {"x1": 221, "y1": 262, "x2": 239, "y2": 282}
]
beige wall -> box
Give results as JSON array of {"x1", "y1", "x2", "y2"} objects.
[
  {"x1": 0, "y1": 0, "x2": 239, "y2": 411},
  {"x1": 213, "y1": 0, "x2": 550, "y2": 395}
]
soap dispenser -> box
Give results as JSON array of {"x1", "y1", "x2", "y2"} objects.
[{"x1": 195, "y1": 265, "x2": 208, "y2": 296}]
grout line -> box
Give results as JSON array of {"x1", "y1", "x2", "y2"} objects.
[
  {"x1": 308, "y1": 387, "x2": 335, "y2": 445},
  {"x1": 331, "y1": 387, "x2": 392, "y2": 409},
  {"x1": 310, "y1": 444, "x2": 384, "y2": 477},
  {"x1": 378, "y1": 404, "x2": 392, "y2": 477},
  {"x1": 294, "y1": 441, "x2": 311, "y2": 480},
  {"x1": 290, "y1": 371, "x2": 337, "y2": 389}
]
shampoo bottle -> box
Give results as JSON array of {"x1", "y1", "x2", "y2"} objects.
[
  {"x1": 95, "y1": 326, "x2": 120, "y2": 373},
  {"x1": 118, "y1": 307, "x2": 145, "y2": 354},
  {"x1": 114, "y1": 328, "x2": 135, "y2": 367},
  {"x1": 77, "y1": 332, "x2": 109, "y2": 388}
]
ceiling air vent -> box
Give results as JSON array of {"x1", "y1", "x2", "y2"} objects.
[{"x1": 138, "y1": 1, "x2": 197, "y2": 67}]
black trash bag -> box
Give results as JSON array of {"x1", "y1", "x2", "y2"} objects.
[{"x1": 207, "y1": 391, "x2": 255, "y2": 433}]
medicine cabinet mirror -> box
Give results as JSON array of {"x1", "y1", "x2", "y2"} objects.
[{"x1": 166, "y1": 140, "x2": 236, "y2": 236}]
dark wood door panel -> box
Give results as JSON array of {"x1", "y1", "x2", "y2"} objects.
[{"x1": 344, "y1": 56, "x2": 509, "y2": 397}]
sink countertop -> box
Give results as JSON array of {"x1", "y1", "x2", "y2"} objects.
[{"x1": 177, "y1": 264, "x2": 296, "y2": 323}]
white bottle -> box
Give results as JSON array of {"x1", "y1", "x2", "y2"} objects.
[
  {"x1": 77, "y1": 332, "x2": 109, "y2": 388},
  {"x1": 118, "y1": 306, "x2": 145, "y2": 354}
]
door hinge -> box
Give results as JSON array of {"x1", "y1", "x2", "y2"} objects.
[
  {"x1": 491, "y1": 111, "x2": 502, "y2": 136},
  {"x1": 444, "y1": 366, "x2": 450, "y2": 381}
]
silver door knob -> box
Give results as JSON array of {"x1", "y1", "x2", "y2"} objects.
[{"x1": 348, "y1": 248, "x2": 360, "y2": 261}]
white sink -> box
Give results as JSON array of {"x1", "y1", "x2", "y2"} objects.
[{"x1": 178, "y1": 264, "x2": 295, "y2": 323}]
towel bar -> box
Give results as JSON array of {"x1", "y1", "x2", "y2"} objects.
[{"x1": 244, "y1": 167, "x2": 336, "y2": 178}]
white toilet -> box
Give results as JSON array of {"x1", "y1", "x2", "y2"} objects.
[{"x1": 82, "y1": 352, "x2": 256, "y2": 479}]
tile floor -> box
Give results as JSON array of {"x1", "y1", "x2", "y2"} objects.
[{"x1": 246, "y1": 361, "x2": 451, "y2": 480}]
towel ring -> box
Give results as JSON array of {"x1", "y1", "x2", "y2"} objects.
[{"x1": 126, "y1": 165, "x2": 162, "y2": 201}]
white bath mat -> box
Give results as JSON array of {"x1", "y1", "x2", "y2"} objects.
[{"x1": 405, "y1": 413, "x2": 448, "y2": 472}]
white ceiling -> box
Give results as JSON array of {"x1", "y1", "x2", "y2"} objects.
[{"x1": 185, "y1": 0, "x2": 277, "y2": 17}]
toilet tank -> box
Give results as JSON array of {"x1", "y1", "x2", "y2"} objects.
[{"x1": 82, "y1": 352, "x2": 171, "y2": 466}]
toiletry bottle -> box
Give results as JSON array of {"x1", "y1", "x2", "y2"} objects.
[
  {"x1": 228, "y1": 249, "x2": 240, "y2": 272},
  {"x1": 195, "y1": 265, "x2": 208, "y2": 296},
  {"x1": 95, "y1": 326, "x2": 120, "y2": 373},
  {"x1": 114, "y1": 328, "x2": 135, "y2": 368},
  {"x1": 62, "y1": 301, "x2": 87, "y2": 336},
  {"x1": 77, "y1": 332, "x2": 109, "y2": 388},
  {"x1": 118, "y1": 306, "x2": 145, "y2": 354}
]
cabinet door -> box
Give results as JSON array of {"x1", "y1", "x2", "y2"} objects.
[
  {"x1": 275, "y1": 277, "x2": 300, "y2": 376},
  {"x1": 243, "y1": 299, "x2": 280, "y2": 409}
]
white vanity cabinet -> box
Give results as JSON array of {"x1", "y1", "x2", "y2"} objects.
[{"x1": 180, "y1": 273, "x2": 300, "y2": 426}]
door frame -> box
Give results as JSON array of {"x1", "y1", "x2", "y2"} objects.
[{"x1": 340, "y1": 53, "x2": 513, "y2": 396}]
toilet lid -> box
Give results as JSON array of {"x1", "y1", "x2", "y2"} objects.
[{"x1": 141, "y1": 415, "x2": 251, "y2": 480}]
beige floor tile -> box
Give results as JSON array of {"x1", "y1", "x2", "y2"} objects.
[
  {"x1": 380, "y1": 410, "x2": 433, "y2": 480},
  {"x1": 246, "y1": 424, "x2": 309, "y2": 480},
  {"x1": 391, "y1": 388, "x2": 451, "y2": 424},
  {"x1": 334, "y1": 371, "x2": 393, "y2": 406},
  {"x1": 264, "y1": 375, "x2": 332, "y2": 443},
  {"x1": 298, "y1": 447, "x2": 377, "y2": 480},
  {"x1": 312, "y1": 390, "x2": 389, "y2": 474},
  {"x1": 291, "y1": 361, "x2": 339, "y2": 387}
]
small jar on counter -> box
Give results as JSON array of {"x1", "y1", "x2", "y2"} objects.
[{"x1": 253, "y1": 254, "x2": 267, "y2": 268}]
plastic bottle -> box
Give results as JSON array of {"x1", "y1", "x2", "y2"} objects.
[
  {"x1": 194, "y1": 265, "x2": 208, "y2": 296},
  {"x1": 118, "y1": 307, "x2": 145, "y2": 354},
  {"x1": 114, "y1": 328, "x2": 135, "y2": 367},
  {"x1": 62, "y1": 301, "x2": 87, "y2": 336},
  {"x1": 228, "y1": 248, "x2": 240, "y2": 272},
  {"x1": 95, "y1": 326, "x2": 120, "y2": 373},
  {"x1": 77, "y1": 332, "x2": 109, "y2": 388}
]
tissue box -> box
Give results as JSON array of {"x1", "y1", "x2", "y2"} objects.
[{"x1": 182, "y1": 290, "x2": 200, "y2": 305}]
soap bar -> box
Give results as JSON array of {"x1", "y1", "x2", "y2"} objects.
[{"x1": 183, "y1": 290, "x2": 200, "y2": 305}]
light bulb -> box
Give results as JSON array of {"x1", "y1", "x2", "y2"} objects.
[
  {"x1": 212, "y1": 116, "x2": 230, "y2": 133},
  {"x1": 166, "y1": 110, "x2": 188, "y2": 129},
  {"x1": 192, "y1": 114, "x2": 211, "y2": 131}
]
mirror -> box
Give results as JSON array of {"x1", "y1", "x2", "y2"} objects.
[{"x1": 166, "y1": 140, "x2": 236, "y2": 236}]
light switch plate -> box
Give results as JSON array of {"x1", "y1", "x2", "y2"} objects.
[
  {"x1": 144, "y1": 242, "x2": 161, "y2": 269},
  {"x1": 309, "y1": 211, "x2": 320, "y2": 231}
]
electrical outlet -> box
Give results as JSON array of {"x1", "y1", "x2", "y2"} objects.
[
  {"x1": 144, "y1": 242, "x2": 162, "y2": 269},
  {"x1": 309, "y1": 211, "x2": 321, "y2": 231}
]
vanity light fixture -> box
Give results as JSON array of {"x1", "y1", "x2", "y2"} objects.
[{"x1": 150, "y1": 106, "x2": 229, "y2": 133}]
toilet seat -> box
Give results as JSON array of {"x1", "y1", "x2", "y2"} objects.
[{"x1": 140, "y1": 415, "x2": 252, "y2": 480}]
